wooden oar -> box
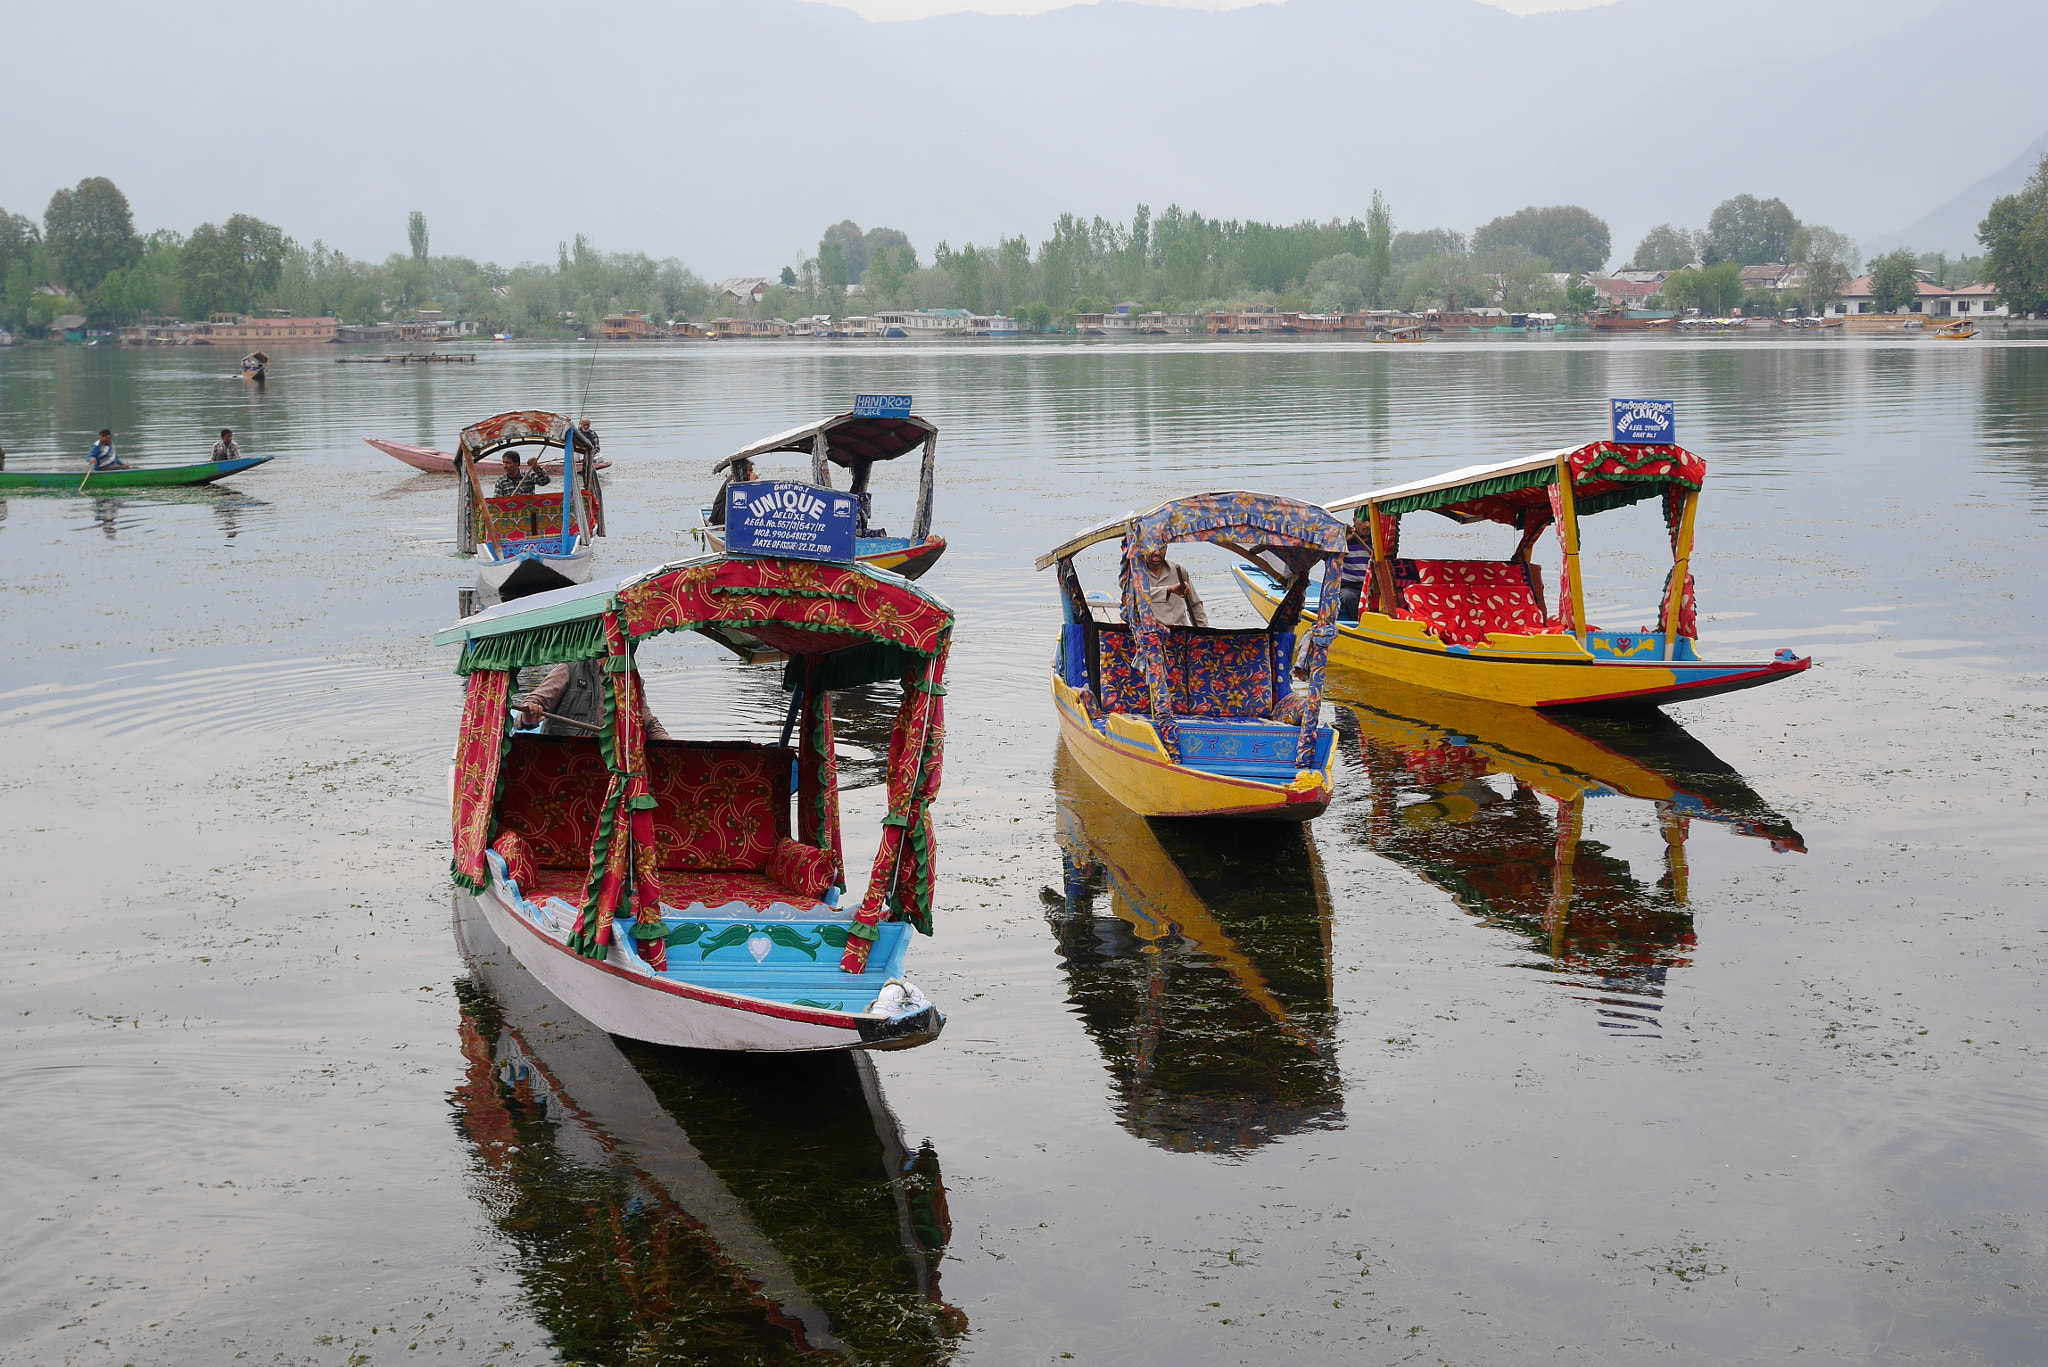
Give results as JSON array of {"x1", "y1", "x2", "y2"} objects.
[{"x1": 516, "y1": 706, "x2": 600, "y2": 733}]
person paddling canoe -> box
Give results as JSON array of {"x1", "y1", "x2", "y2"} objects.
[{"x1": 86, "y1": 430, "x2": 128, "y2": 472}]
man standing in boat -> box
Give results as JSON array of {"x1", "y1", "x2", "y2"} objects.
[
  {"x1": 1137, "y1": 545, "x2": 1208, "y2": 627},
  {"x1": 518, "y1": 661, "x2": 671, "y2": 740},
  {"x1": 572, "y1": 418, "x2": 600, "y2": 458}
]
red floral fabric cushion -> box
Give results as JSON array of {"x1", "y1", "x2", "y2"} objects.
[
  {"x1": 490, "y1": 830, "x2": 537, "y2": 888},
  {"x1": 494, "y1": 736, "x2": 612, "y2": 869},
  {"x1": 765, "y1": 838, "x2": 838, "y2": 899},
  {"x1": 1394, "y1": 560, "x2": 1560, "y2": 646},
  {"x1": 645, "y1": 743, "x2": 791, "y2": 872}
]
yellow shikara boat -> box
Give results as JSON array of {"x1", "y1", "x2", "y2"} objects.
[
  {"x1": 1237, "y1": 439, "x2": 1811, "y2": 709},
  {"x1": 1038, "y1": 491, "x2": 1350, "y2": 821},
  {"x1": 1931, "y1": 322, "x2": 1976, "y2": 339}
]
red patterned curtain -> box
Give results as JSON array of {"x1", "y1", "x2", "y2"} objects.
[
  {"x1": 450, "y1": 670, "x2": 512, "y2": 892},
  {"x1": 841, "y1": 649, "x2": 949, "y2": 973},
  {"x1": 1118, "y1": 537, "x2": 1184, "y2": 761},
  {"x1": 566, "y1": 614, "x2": 663, "y2": 964}
]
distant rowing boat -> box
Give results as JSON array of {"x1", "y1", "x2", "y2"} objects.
[
  {"x1": 0, "y1": 456, "x2": 272, "y2": 490},
  {"x1": 364, "y1": 436, "x2": 604, "y2": 475}
]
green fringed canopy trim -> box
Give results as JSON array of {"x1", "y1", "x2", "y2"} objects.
[
  {"x1": 778, "y1": 639, "x2": 934, "y2": 693},
  {"x1": 456, "y1": 617, "x2": 609, "y2": 674},
  {"x1": 1366, "y1": 447, "x2": 1703, "y2": 520}
]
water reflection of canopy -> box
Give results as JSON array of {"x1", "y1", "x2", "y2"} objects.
[
  {"x1": 1327, "y1": 441, "x2": 1706, "y2": 527},
  {"x1": 458, "y1": 409, "x2": 573, "y2": 460}
]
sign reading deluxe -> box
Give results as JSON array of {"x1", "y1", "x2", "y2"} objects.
[{"x1": 724, "y1": 480, "x2": 857, "y2": 562}]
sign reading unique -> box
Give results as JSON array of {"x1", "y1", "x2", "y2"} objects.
[
  {"x1": 1611, "y1": 398, "x2": 1676, "y2": 445},
  {"x1": 724, "y1": 480, "x2": 856, "y2": 562},
  {"x1": 853, "y1": 393, "x2": 913, "y2": 420}
]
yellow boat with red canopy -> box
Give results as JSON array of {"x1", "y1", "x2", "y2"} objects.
[{"x1": 1235, "y1": 439, "x2": 1811, "y2": 709}]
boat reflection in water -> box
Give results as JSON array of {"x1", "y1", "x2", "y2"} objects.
[
  {"x1": 1045, "y1": 743, "x2": 1343, "y2": 1154},
  {"x1": 451, "y1": 894, "x2": 965, "y2": 1365},
  {"x1": 1331, "y1": 672, "x2": 1804, "y2": 1038}
]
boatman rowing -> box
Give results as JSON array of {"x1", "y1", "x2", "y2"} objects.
[
  {"x1": 86, "y1": 429, "x2": 128, "y2": 472},
  {"x1": 517, "y1": 660, "x2": 672, "y2": 740}
]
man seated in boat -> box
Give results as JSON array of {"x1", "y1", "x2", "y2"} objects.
[
  {"x1": 1137, "y1": 545, "x2": 1208, "y2": 627},
  {"x1": 86, "y1": 429, "x2": 127, "y2": 472},
  {"x1": 518, "y1": 659, "x2": 672, "y2": 740},
  {"x1": 493, "y1": 449, "x2": 551, "y2": 497},
  {"x1": 211, "y1": 429, "x2": 241, "y2": 463},
  {"x1": 706, "y1": 455, "x2": 754, "y2": 527}
]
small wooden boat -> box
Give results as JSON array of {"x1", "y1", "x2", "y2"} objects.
[
  {"x1": 0, "y1": 456, "x2": 271, "y2": 490},
  {"x1": 1931, "y1": 322, "x2": 1976, "y2": 339},
  {"x1": 455, "y1": 410, "x2": 604, "y2": 604},
  {"x1": 452, "y1": 896, "x2": 965, "y2": 1350},
  {"x1": 701, "y1": 409, "x2": 946, "y2": 580},
  {"x1": 1236, "y1": 439, "x2": 1811, "y2": 709},
  {"x1": 1372, "y1": 328, "x2": 1428, "y2": 343},
  {"x1": 1049, "y1": 741, "x2": 1342, "y2": 1151},
  {"x1": 439, "y1": 547, "x2": 955, "y2": 1053},
  {"x1": 363, "y1": 436, "x2": 604, "y2": 476},
  {"x1": 1037, "y1": 490, "x2": 1348, "y2": 820},
  {"x1": 240, "y1": 350, "x2": 268, "y2": 382}
]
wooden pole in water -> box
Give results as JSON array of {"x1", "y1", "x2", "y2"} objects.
[
  {"x1": 1554, "y1": 456, "x2": 1587, "y2": 643},
  {"x1": 1660, "y1": 490, "x2": 1699, "y2": 660}
]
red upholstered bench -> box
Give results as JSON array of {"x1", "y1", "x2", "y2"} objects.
[
  {"x1": 491, "y1": 735, "x2": 836, "y2": 913},
  {"x1": 1390, "y1": 558, "x2": 1560, "y2": 646}
]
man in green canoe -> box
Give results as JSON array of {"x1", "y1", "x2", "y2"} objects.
[{"x1": 86, "y1": 430, "x2": 128, "y2": 472}]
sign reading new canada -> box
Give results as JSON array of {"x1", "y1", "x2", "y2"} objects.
[
  {"x1": 852, "y1": 393, "x2": 913, "y2": 420},
  {"x1": 724, "y1": 480, "x2": 856, "y2": 562},
  {"x1": 1610, "y1": 398, "x2": 1677, "y2": 445}
]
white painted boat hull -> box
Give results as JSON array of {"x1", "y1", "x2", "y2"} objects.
[
  {"x1": 467, "y1": 877, "x2": 940, "y2": 1053},
  {"x1": 475, "y1": 542, "x2": 595, "y2": 603}
]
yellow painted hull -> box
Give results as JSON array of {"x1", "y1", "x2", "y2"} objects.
[
  {"x1": 1051, "y1": 671, "x2": 1334, "y2": 821},
  {"x1": 1234, "y1": 566, "x2": 1809, "y2": 710}
]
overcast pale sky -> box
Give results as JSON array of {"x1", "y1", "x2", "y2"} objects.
[{"x1": 834, "y1": 0, "x2": 1607, "y2": 17}]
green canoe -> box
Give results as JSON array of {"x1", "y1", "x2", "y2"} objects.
[{"x1": 0, "y1": 456, "x2": 272, "y2": 490}]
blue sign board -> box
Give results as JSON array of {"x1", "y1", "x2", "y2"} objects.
[
  {"x1": 853, "y1": 393, "x2": 913, "y2": 420},
  {"x1": 1611, "y1": 398, "x2": 1676, "y2": 445},
  {"x1": 724, "y1": 480, "x2": 856, "y2": 562}
]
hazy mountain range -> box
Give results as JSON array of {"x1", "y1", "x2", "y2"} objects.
[{"x1": 9, "y1": 0, "x2": 2045, "y2": 276}]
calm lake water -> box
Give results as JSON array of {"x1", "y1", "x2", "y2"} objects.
[{"x1": 0, "y1": 336, "x2": 2042, "y2": 1366}]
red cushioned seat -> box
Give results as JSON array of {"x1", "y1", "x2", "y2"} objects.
[{"x1": 1391, "y1": 559, "x2": 1562, "y2": 646}]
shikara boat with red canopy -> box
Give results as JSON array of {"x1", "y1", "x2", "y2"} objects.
[
  {"x1": 1235, "y1": 441, "x2": 1811, "y2": 709},
  {"x1": 1037, "y1": 490, "x2": 1348, "y2": 821},
  {"x1": 701, "y1": 411, "x2": 946, "y2": 580},
  {"x1": 455, "y1": 410, "x2": 605, "y2": 604},
  {"x1": 438, "y1": 551, "x2": 953, "y2": 1052}
]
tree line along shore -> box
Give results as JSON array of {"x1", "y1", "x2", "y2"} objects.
[{"x1": 5, "y1": 169, "x2": 2046, "y2": 344}]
